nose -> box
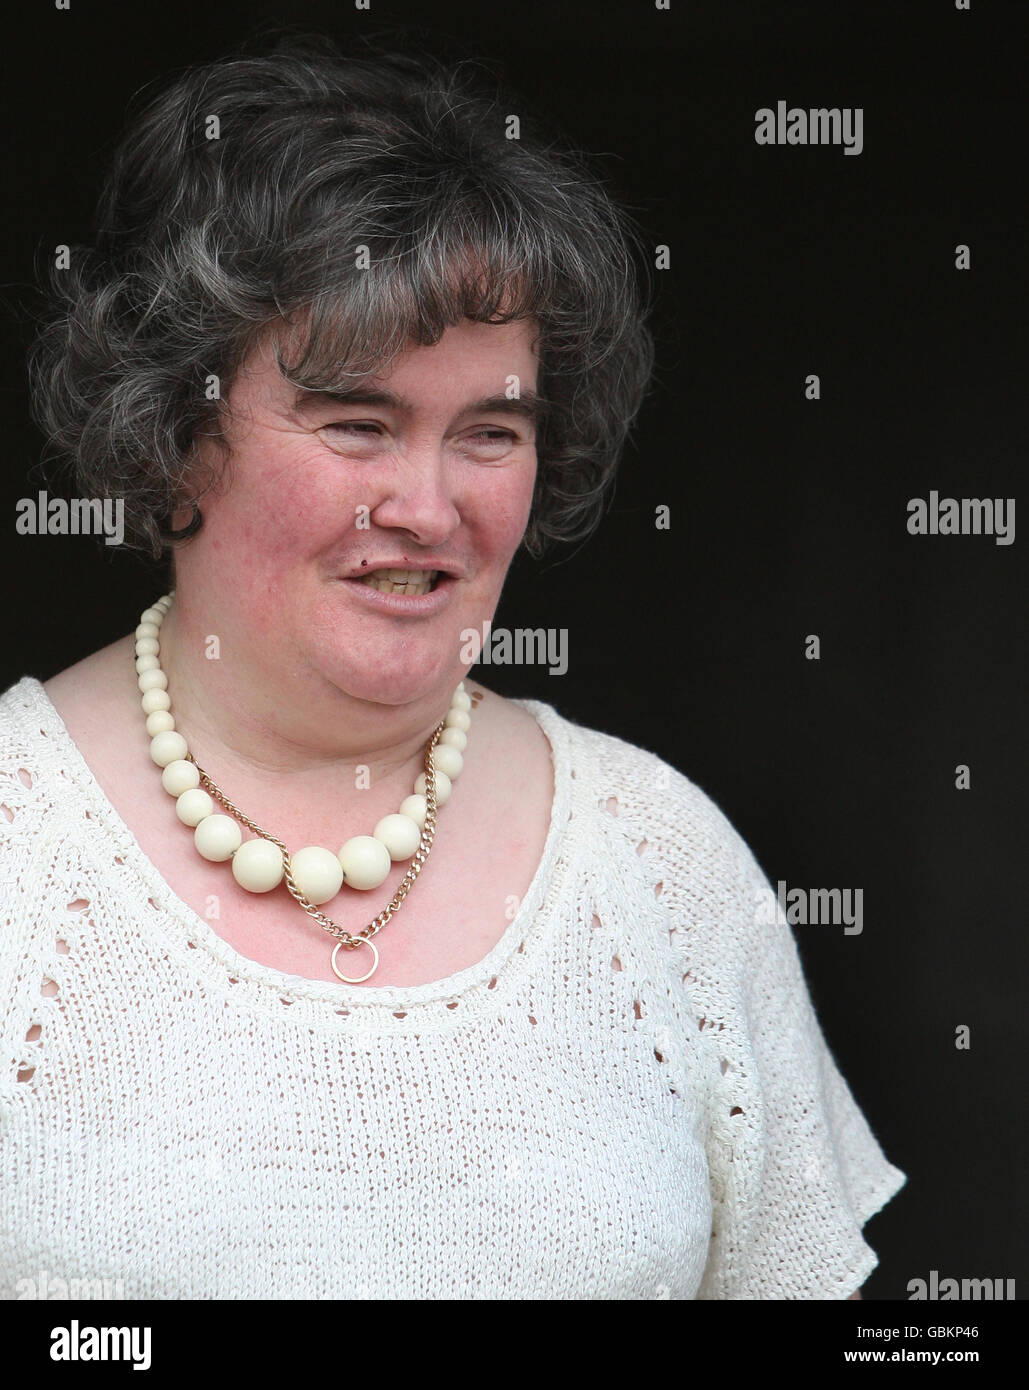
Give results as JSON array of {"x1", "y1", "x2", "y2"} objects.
[{"x1": 366, "y1": 449, "x2": 462, "y2": 547}]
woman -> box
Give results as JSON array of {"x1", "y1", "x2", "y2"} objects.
[{"x1": 1, "y1": 35, "x2": 904, "y2": 1300}]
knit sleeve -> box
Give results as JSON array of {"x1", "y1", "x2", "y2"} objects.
[{"x1": 688, "y1": 845, "x2": 907, "y2": 1299}]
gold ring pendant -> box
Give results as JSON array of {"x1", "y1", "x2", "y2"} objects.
[{"x1": 331, "y1": 937, "x2": 379, "y2": 984}]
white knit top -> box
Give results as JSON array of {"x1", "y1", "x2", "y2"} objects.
[{"x1": 0, "y1": 675, "x2": 905, "y2": 1300}]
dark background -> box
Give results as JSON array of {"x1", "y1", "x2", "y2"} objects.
[{"x1": 2, "y1": 0, "x2": 1026, "y2": 1302}]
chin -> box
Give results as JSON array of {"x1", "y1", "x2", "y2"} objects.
[{"x1": 331, "y1": 660, "x2": 456, "y2": 708}]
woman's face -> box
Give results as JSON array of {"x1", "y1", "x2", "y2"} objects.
[{"x1": 173, "y1": 317, "x2": 541, "y2": 708}]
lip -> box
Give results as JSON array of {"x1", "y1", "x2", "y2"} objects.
[
  {"x1": 344, "y1": 561, "x2": 462, "y2": 581},
  {"x1": 337, "y1": 573, "x2": 459, "y2": 615}
]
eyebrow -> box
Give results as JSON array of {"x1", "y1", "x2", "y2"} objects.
[{"x1": 290, "y1": 386, "x2": 547, "y2": 432}]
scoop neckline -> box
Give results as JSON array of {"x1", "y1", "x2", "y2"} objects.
[{"x1": 20, "y1": 674, "x2": 574, "y2": 1009}]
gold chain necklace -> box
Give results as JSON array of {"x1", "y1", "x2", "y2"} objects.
[{"x1": 134, "y1": 592, "x2": 473, "y2": 983}]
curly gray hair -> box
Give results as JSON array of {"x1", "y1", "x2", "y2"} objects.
[{"x1": 27, "y1": 33, "x2": 656, "y2": 563}]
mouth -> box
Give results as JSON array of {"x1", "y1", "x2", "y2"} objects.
[
  {"x1": 356, "y1": 567, "x2": 440, "y2": 597},
  {"x1": 338, "y1": 566, "x2": 458, "y2": 615}
]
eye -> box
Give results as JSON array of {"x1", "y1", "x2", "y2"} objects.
[
  {"x1": 321, "y1": 421, "x2": 381, "y2": 436},
  {"x1": 317, "y1": 421, "x2": 387, "y2": 453},
  {"x1": 317, "y1": 422, "x2": 521, "y2": 454},
  {"x1": 467, "y1": 429, "x2": 516, "y2": 445}
]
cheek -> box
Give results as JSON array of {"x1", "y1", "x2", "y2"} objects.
[
  {"x1": 213, "y1": 449, "x2": 344, "y2": 566},
  {"x1": 216, "y1": 500, "x2": 308, "y2": 577},
  {"x1": 474, "y1": 460, "x2": 538, "y2": 552}
]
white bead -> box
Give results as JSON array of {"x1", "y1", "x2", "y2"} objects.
[
  {"x1": 372, "y1": 813, "x2": 422, "y2": 861},
  {"x1": 451, "y1": 690, "x2": 471, "y2": 711},
  {"x1": 431, "y1": 744, "x2": 463, "y2": 779},
  {"x1": 140, "y1": 608, "x2": 164, "y2": 626},
  {"x1": 136, "y1": 654, "x2": 160, "y2": 673},
  {"x1": 146, "y1": 710, "x2": 175, "y2": 736},
  {"x1": 439, "y1": 727, "x2": 467, "y2": 751},
  {"x1": 176, "y1": 787, "x2": 215, "y2": 826},
  {"x1": 141, "y1": 689, "x2": 171, "y2": 714},
  {"x1": 232, "y1": 838, "x2": 284, "y2": 893},
  {"x1": 338, "y1": 835, "x2": 392, "y2": 890},
  {"x1": 289, "y1": 846, "x2": 343, "y2": 905},
  {"x1": 194, "y1": 813, "x2": 241, "y2": 860},
  {"x1": 414, "y1": 769, "x2": 452, "y2": 805},
  {"x1": 138, "y1": 669, "x2": 168, "y2": 693},
  {"x1": 135, "y1": 637, "x2": 159, "y2": 657},
  {"x1": 150, "y1": 731, "x2": 189, "y2": 767},
  {"x1": 444, "y1": 708, "x2": 470, "y2": 732},
  {"x1": 399, "y1": 794, "x2": 427, "y2": 829},
  {"x1": 135, "y1": 622, "x2": 159, "y2": 639},
  {"x1": 161, "y1": 759, "x2": 199, "y2": 795}
]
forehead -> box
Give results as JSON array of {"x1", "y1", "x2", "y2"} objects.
[
  {"x1": 376, "y1": 318, "x2": 540, "y2": 382},
  {"x1": 243, "y1": 316, "x2": 540, "y2": 403}
]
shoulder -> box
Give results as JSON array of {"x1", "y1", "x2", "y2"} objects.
[
  {"x1": 0, "y1": 670, "x2": 94, "y2": 845},
  {"x1": 42, "y1": 634, "x2": 133, "y2": 730},
  {"x1": 0, "y1": 645, "x2": 131, "y2": 853},
  {"x1": 496, "y1": 692, "x2": 776, "y2": 980},
  {"x1": 513, "y1": 694, "x2": 762, "y2": 885},
  {"x1": 0, "y1": 676, "x2": 78, "y2": 973},
  {"x1": 0, "y1": 674, "x2": 56, "y2": 777}
]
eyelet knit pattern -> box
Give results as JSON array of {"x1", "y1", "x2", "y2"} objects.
[{"x1": 0, "y1": 676, "x2": 904, "y2": 1299}]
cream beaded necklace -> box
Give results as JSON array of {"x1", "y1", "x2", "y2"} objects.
[{"x1": 134, "y1": 592, "x2": 473, "y2": 983}]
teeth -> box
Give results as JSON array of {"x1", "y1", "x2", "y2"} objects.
[{"x1": 359, "y1": 568, "x2": 438, "y2": 596}]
